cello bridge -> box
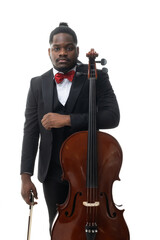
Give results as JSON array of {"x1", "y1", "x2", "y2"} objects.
[{"x1": 83, "y1": 201, "x2": 100, "y2": 207}]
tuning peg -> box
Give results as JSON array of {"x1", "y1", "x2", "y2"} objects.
[
  {"x1": 102, "y1": 68, "x2": 108, "y2": 73},
  {"x1": 96, "y1": 58, "x2": 107, "y2": 66}
]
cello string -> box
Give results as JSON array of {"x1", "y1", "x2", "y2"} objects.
[
  {"x1": 92, "y1": 78, "x2": 95, "y2": 225},
  {"x1": 92, "y1": 67, "x2": 95, "y2": 225},
  {"x1": 92, "y1": 65, "x2": 97, "y2": 225},
  {"x1": 91, "y1": 80, "x2": 93, "y2": 225},
  {"x1": 93, "y1": 68, "x2": 97, "y2": 225},
  {"x1": 93, "y1": 67, "x2": 96, "y2": 225},
  {"x1": 89, "y1": 66, "x2": 93, "y2": 225},
  {"x1": 89, "y1": 66, "x2": 91, "y2": 225}
]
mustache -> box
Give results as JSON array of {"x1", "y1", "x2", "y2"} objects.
[{"x1": 56, "y1": 58, "x2": 71, "y2": 63}]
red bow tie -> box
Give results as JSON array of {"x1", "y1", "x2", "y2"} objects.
[{"x1": 55, "y1": 70, "x2": 75, "y2": 84}]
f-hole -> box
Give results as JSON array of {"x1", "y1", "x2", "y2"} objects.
[
  {"x1": 100, "y1": 192, "x2": 116, "y2": 218},
  {"x1": 65, "y1": 192, "x2": 82, "y2": 217}
]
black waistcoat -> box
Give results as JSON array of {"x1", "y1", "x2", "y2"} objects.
[{"x1": 46, "y1": 84, "x2": 71, "y2": 181}]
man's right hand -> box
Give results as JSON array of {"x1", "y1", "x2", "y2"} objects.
[{"x1": 21, "y1": 173, "x2": 38, "y2": 205}]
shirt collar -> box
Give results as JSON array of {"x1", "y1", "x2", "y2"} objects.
[{"x1": 52, "y1": 66, "x2": 77, "y2": 77}]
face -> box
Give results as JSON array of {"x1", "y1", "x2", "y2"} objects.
[{"x1": 48, "y1": 33, "x2": 79, "y2": 73}]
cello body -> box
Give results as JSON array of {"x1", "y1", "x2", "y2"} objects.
[{"x1": 51, "y1": 131, "x2": 129, "y2": 240}]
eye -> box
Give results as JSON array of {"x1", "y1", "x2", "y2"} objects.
[
  {"x1": 53, "y1": 47, "x2": 60, "y2": 52},
  {"x1": 67, "y1": 46, "x2": 74, "y2": 51}
]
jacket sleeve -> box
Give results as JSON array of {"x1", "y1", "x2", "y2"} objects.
[
  {"x1": 70, "y1": 70, "x2": 120, "y2": 130},
  {"x1": 96, "y1": 70, "x2": 120, "y2": 128},
  {"x1": 20, "y1": 78, "x2": 40, "y2": 175}
]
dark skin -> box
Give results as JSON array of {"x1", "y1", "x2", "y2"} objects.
[
  {"x1": 21, "y1": 33, "x2": 79, "y2": 205},
  {"x1": 49, "y1": 33, "x2": 79, "y2": 73}
]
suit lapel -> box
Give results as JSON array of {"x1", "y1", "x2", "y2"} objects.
[
  {"x1": 66, "y1": 70, "x2": 87, "y2": 113},
  {"x1": 42, "y1": 69, "x2": 54, "y2": 114}
]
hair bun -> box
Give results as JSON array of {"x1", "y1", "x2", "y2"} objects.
[
  {"x1": 59, "y1": 22, "x2": 68, "y2": 27},
  {"x1": 49, "y1": 23, "x2": 77, "y2": 45}
]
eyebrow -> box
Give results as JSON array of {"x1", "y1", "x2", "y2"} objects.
[{"x1": 52, "y1": 43, "x2": 75, "y2": 47}]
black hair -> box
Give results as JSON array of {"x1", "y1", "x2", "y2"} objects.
[{"x1": 49, "y1": 22, "x2": 78, "y2": 45}]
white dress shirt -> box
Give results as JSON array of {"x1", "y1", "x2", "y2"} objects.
[{"x1": 53, "y1": 67, "x2": 76, "y2": 106}]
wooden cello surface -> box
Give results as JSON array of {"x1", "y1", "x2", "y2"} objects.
[
  {"x1": 51, "y1": 49, "x2": 130, "y2": 240},
  {"x1": 51, "y1": 131, "x2": 129, "y2": 240}
]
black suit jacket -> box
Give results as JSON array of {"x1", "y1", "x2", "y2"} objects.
[{"x1": 20, "y1": 64, "x2": 120, "y2": 182}]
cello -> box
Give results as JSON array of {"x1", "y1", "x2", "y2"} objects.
[{"x1": 51, "y1": 49, "x2": 130, "y2": 240}]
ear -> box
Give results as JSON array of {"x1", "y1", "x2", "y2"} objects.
[
  {"x1": 76, "y1": 47, "x2": 79, "y2": 57},
  {"x1": 48, "y1": 48, "x2": 51, "y2": 57}
]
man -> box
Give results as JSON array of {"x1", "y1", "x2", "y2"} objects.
[{"x1": 20, "y1": 22, "x2": 120, "y2": 232}]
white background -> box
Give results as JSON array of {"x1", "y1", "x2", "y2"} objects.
[{"x1": 0, "y1": 0, "x2": 160, "y2": 239}]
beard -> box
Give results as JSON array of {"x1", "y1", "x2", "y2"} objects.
[
  {"x1": 52, "y1": 57, "x2": 78, "y2": 73},
  {"x1": 54, "y1": 64, "x2": 76, "y2": 73}
]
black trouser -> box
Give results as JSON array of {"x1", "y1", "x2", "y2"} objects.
[{"x1": 43, "y1": 178, "x2": 69, "y2": 234}]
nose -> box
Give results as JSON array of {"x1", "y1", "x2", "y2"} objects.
[{"x1": 59, "y1": 48, "x2": 67, "y2": 56}]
